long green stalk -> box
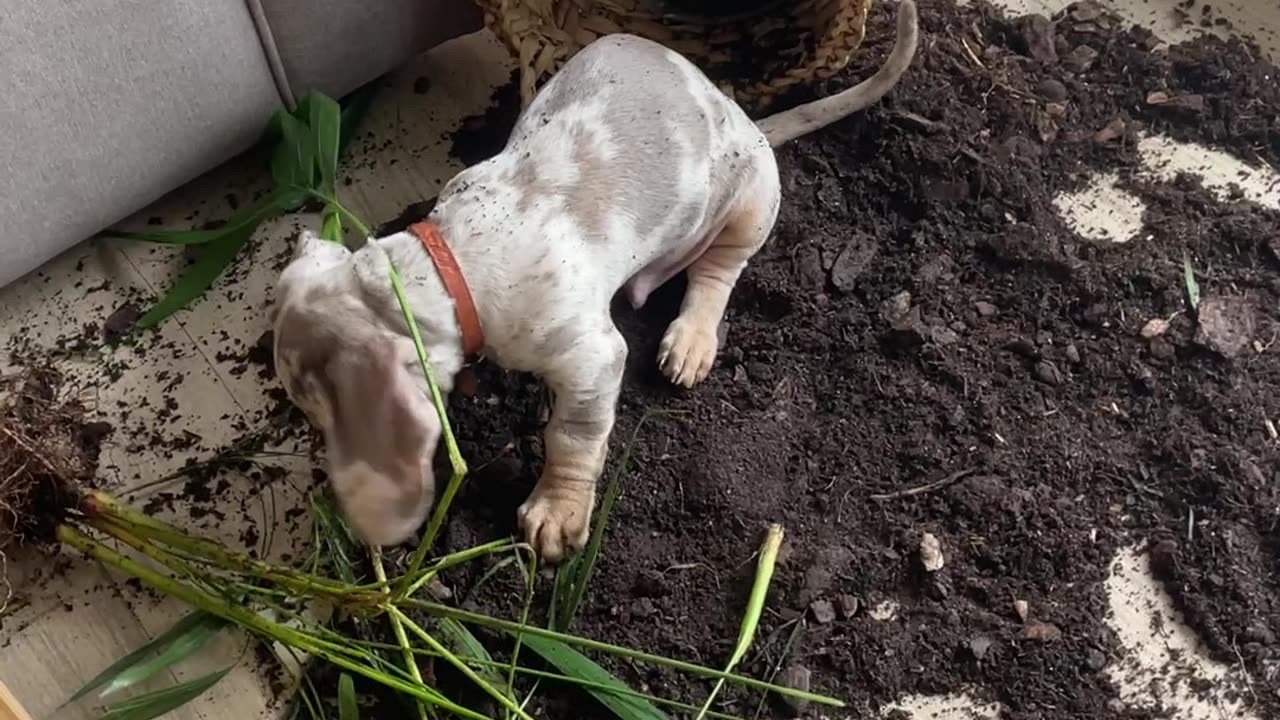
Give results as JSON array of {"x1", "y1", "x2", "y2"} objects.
[
  {"x1": 390, "y1": 608, "x2": 535, "y2": 720},
  {"x1": 397, "y1": 598, "x2": 842, "y2": 707},
  {"x1": 695, "y1": 525, "x2": 784, "y2": 719},
  {"x1": 386, "y1": 258, "x2": 470, "y2": 591},
  {"x1": 371, "y1": 547, "x2": 430, "y2": 720}
]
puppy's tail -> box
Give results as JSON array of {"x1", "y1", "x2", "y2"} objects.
[{"x1": 756, "y1": 0, "x2": 919, "y2": 146}]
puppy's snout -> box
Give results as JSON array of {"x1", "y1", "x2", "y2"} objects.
[{"x1": 331, "y1": 461, "x2": 434, "y2": 546}]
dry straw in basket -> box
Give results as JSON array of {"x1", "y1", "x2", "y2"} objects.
[{"x1": 475, "y1": 0, "x2": 876, "y2": 111}]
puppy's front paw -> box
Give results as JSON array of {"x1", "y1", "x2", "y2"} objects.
[
  {"x1": 658, "y1": 317, "x2": 719, "y2": 387},
  {"x1": 517, "y1": 486, "x2": 592, "y2": 562}
]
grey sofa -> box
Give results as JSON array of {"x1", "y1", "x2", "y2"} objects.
[{"x1": 0, "y1": 0, "x2": 481, "y2": 288}]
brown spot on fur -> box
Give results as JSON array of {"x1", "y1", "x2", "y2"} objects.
[
  {"x1": 567, "y1": 124, "x2": 616, "y2": 241},
  {"x1": 536, "y1": 322, "x2": 583, "y2": 357}
]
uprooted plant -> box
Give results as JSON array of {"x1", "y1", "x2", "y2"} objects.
[{"x1": 1, "y1": 95, "x2": 841, "y2": 719}]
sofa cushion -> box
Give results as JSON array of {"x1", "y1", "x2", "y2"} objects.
[
  {"x1": 254, "y1": 0, "x2": 482, "y2": 102},
  {"x1": 0, "y1": 0, "x2": 283, "y2": 288}
]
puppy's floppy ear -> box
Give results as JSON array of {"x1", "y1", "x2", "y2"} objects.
[
  {"x1": 294, "y1": 228, "x2": 351, "y2": 262},
  {"x1": 326, "y1": 336, "x2": 441, "y2": 547}
]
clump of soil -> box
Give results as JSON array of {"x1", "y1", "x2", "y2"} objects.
[
  {"x1": 0, "y1": 366, "x2": 110, "y2": 553},
  {"x1": 390, "y1": 0, "x2": 1279, "y2": 718}
]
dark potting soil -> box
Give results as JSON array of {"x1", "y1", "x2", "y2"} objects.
[{"x1": 347, "y1": 1, "x2": 1280, "y2": 718}]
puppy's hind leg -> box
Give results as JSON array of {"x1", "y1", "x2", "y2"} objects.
[{"x1": 659, "y1": 158, "x2": 781, "y2": 387}]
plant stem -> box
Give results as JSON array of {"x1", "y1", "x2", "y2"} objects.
[
  {"x1": 389, "y1": 607, "x2": 535, "y2": 720},
  {"x1": 304, "y1": 190, "x2": 371, "y2": 238},
  {"x1": 696, "y1": 524, "x2": 784, "y2": 720},
  {"x1": 371, "y1": 547, "x2": 430, "y2": 720},
  {"x1": 397, "y1": 598, "x2": 843, "y2": 707},
  {"x1": 57, "y1": 525, "x2": 487, "y2": 720},
  {"x1": 385, "y1": 257, "x2": 470, "y2": 591}
]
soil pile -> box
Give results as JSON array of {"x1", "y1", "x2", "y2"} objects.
[{"x1": 421, "y1": 0, "x2": 1280, "y2": 717}]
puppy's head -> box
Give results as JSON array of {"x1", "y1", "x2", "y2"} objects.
[{"x1": 272, "y1": 231, "x2": 440, "y2": 546}]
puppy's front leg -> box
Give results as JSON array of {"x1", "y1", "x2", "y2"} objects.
[{"x1": 518, "y1": 326, "x2": 626, "y2": 561}]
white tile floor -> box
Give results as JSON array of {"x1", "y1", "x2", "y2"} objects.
[{"x1": 1, "y1": 2, "x2": 1277, "y2": 719}]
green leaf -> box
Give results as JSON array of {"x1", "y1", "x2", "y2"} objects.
[
  {"x1": 306, "y1": 92, "x2": 342, "y2": 194},
  {"x1": 134, "y1": 221, "x2": 257, "y2": 330},
  {"x1": 99, "y1": 667, "x2": 231, "y2": 720},
  {"x1": 110, "y1": 191, "x2": 289, "y2": 246},
  {"x1": 68, "y1": 611, "x2": 218, "y2": 704},
  {"x1": 435, "y1": 619, "x2": 506, "y2": 693},
  {"x1": 272, "y1": 112, "x2": 316, "y2": 190},
  {"x1": 519, "y1": 636, "x2": 667, "y2": 720},
  {"x1": 101, "y1": 615, "x2": 228, "y2": 698},
  {"x1": 338, "y1": 673, "x2": 358, "y2": 720},
  {"x1": 1183, "y1": 250, "x2": 1201, "y2": 311}
]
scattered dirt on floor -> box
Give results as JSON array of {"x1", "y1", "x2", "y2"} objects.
[
  {"x1": 3, "y1": 0, "x2": 1278, "y2": 717},
  {"x1": 407, "y1": 1, "x2": 1280, "y2": 718}
]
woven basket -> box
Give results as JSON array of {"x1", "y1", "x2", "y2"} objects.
[{"x1": 476, "y1": 0, "x2": 876, "y2": 111}]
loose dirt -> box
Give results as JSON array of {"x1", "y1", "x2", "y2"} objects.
[
  {"x1": 409, "y1": 0, "x2": 1280, "y2": 717},
  {"x1": 3, "y1": 0, "x2": 1277, "y2": 717}
]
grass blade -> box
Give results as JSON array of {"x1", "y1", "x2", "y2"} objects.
[
  {"x1": 436, "y1": 618, "x2": 507, "y2": 693},
  {"x1": 134, "y1": 222, "x2": 257, "y2": 330},
  {"x1": 338, "y1": 673, "x2": 359, "y2": 720},
  {"x1": 519, "y1": 635, "x2": 667, "y2": 720},
  {"x1": 307, "y1": 92, "x2": 342, "y2": 195},
  {"x1": 111, "y1": 190, "x2": 291, "y2": 246},
  {"x1": 272, "y1": 112, "x2": 315, "y2": 190},
  {"x1": 101, "y1": 614, "x2": 228, "y2": 698},
  {"x1": 1183, "y1": 250, "x2": 1201, "y2": 311},
  {"x1": 555, "y1": 411, "x2": 656, "y2": 632},
  {"x1": 695, "y1": 525, "x2": 784, "y2": 720},
  {"x1": 100, "y1": 666, "x2": 231, "y2": 720},
  {"x1": 68, "y1": 611, "x2": 217, "y2": 704}
]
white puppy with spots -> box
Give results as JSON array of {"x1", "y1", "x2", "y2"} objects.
[{"x1": 272, "y1": 1, "x2": 919, "y2": 561}]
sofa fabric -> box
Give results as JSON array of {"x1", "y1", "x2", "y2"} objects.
[
  {"x1": 0, "y1": 0, "x2": 282, "y2": 288},
  {"x1": 0, "y1": 0, "x2": 483, "y2": 290},
  {"x1": 254, "y1": 0, "x2": 483, "y2": 102}
]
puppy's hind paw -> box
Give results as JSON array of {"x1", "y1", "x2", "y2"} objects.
[{"x1": 658, "y1": 317, "x2": 719, "y2": 388}]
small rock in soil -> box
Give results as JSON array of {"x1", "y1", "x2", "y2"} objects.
[
  {"x1": 1146, "y1": 90, "x2": 1207, "y2": 113},
  {"x1": 919, "y1": 532, "x2": 945, "y2": 572},
  {"x1": 1062, "y1": 45, "x2": 1100, "y2": 72},
  {"x1": 1065, "y1": 344, "x2": 1081, "y2": 364},
  {"x1": 1094, "y1": 117, "x2": 1126, "y2": 143},
  {"x1": 968, "y1": 635, "x2": 994, "y2": 660},
  {"x1": 835, "y1": 594, "x2": 860, "y2": 619},
  {"x1": 975, "y1": 301, "x2": 998, "y2": 317},
  {"x1": 1036, "y1": 78, "x2": 1069, "y2": 102},
  {"x1": 1085, "y1": 649, "x2": 1107, "y2": 671},
  {"x1": 1034, "y1": 360, "x2": 1064, "y2": 385},
  {"x1": 1024, "y1": 622, "x2": 1063, "y2": 642},
  {"x1": 809, "y1": 598, "x2": 837, "y2": 624},
  {"x1": 1014, "y1": 599, "x2": 1031, "y2": 622},
  {"x1": 830, "y1": 233, "x2": 878, "y2": 292},
  {"x1": 1244, "y1": 623, "x2": 1276, "y2": 645},
  {"x1": 631, "y1": 597, "x2": 657, "y2": 618},
  {"x1": 1194, "y1": 296, "x2": 1255, "y2": 358},
  {"x1": 775, "y1": 664, "x2": 812, "y2": 716},
  {"x1": 1140, "y1": 318, "x2": 1170, "y2": 338},
  {"x1": 1012, "y1": 14, "x2": 1057, "y2": 62}
]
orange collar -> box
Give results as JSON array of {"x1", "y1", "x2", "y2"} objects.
[{"x1": 407, "y1": 222, "x2": 484, "y2": 360}]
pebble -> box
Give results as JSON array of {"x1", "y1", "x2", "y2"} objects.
[
  {"x1": 975, "y1": 301, "x2": 998, "y2": 317},
  {"x1": 1062, "y1": 45, "x2": 1100, "y2": 73},
  {"x1": 968, "y1": 635, "x2": 993, "y2": 660},
  {"x1": 1036, "y1": 78, "x2": 1069, "y2": 101},
  {"x1": 1085, "y1": 649, "x2": 1107, "y2": 671},
  {"x1": 1034, "y1": 360, "x2": 1063, "y2": 385},
  {"x1": 809, "y1": 598, "x2": 837, "y2": 624},
  {"x1": 919, "y1": 532, "x2": 945, "y2": 572},
  {"x1": 631, "y1": 597, "x2": 656, "y2": 618},
  {"x1": 1065, "y1": 343, "x2": 1081, "y2": 364},
  {"x1": 1023, "y1": 621, "x2": 1063, "y2": 642},
  {"x1": 776, "y1": 665, "x2": 812, "y2": 716},
  {"x1": 835, "y1": 594, "x2": 861, "y2": 619}
]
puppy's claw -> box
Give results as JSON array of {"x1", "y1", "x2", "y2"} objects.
[
  {"x1": 659, "y1": 317, "x2": 718, "y2": 388},
  {"x1": 517, "y1": 490, "x2": 591, "y2": 562}
]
